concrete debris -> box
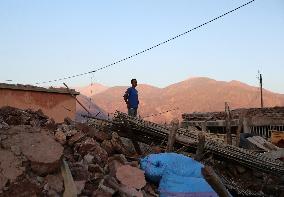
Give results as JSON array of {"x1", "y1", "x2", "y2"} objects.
[
  {"x1": 68, "y1": 131, "x2": 85, "y2": 146},
  {"x1": 45, "y1": 174, "x2": 64, "y2": 194},
  {"x1": 263, "y1": 148, "x2": 284, "y2": 161},
  {"x1": 75, "y1": 180, "x2": 86, "y2": 195},
  {"x1": 0, "y1": 118, "x2": 9, "y2": 130},
  {"x1": 1, "y1": 106, "x2": 284, "y2": 196},
  {"x1": 0, "y1": 107, "x2": 157, "y2": 196},
  {"x1": 0, "y1": 106, "x2": 48, "y2": 126},
  {"x1": 247, "y1": 135, "x2": 278, "y2": 151},
  {"x1": 0, "y1": 149, "x2": 24, "y2": 190},
  {"x1": 271, "y1": 130, "x2": 284, "y2": 148},
  {"x1": 55, "y1": 130, "x2": 67, "y2": 145},
  {"x1": 116, "y1": 165, "x2": 146, "y2": 189}
]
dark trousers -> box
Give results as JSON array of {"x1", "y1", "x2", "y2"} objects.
[{"x1": 128, "y1": 108, "x2": 137, "y2": 117}]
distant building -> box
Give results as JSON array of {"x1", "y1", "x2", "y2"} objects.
[
  {"x1": 0, "y1": 83, "x2": 79, "y2": 122},
  {"x1": 181, "y1": 107, "x2": 284, "y2": 138}
]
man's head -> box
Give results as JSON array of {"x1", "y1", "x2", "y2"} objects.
[{"x1": 131, "y1": 79, "x2": 137, "y2": 88}]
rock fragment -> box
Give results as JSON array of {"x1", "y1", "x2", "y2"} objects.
[
  {"x1": 0, "y1": 149, "x2": 24, "y2": 190},
  {"x1": 45, "y1": 174, "x2": 64, "y2": 194},
  {"x1": 55, "y1": 131, "x2": 67, "y2": 145},
  {"x1": 116, "y1": 165, "x2": 146, "y2": 190}
]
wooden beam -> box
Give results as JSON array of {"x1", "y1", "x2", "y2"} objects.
[
  {"x1": 194, "y1": 132, "x2": 206, "y2": 161},
  {"x1": 63, "y1": 83, "x2": 91, "y2": 115},
  {"x1": 202, "y1": 166, "x2": 232, "y2": 197},
  {"x1": 61, "y1": 159, "x2": 77, "y2": 197},
  {"x1": 236, "y1": 115, "x2": 244, "y2": 147},
  {"x1": 225, "y1": 102, "x2": 232, "y2": 145},
  {"x1": 166, "y1": 119, "x2": 179, "y2": 152}
]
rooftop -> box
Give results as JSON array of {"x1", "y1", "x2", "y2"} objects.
[{"x1": 0, "y1": 83, "x2": 80, "y2": 95}]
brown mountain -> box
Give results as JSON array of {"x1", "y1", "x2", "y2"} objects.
[
  {"x1": 76, "y1": 83, "x2": 109, "y2": 97},
  {"x1": 89, "y1": 77, "x2": 284, "y2": 123}
]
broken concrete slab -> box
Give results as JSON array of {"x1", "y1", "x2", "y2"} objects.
[
  {"x1": 94, "y1": 179, "x2": 116, "y2": 196},
  {"x1": 68, "y1": 131, "x2": 85, "y2": 146},
  {"x1": 93, "y1": 130, "x2": 112, "y2": 142},
  {"x1": 116, "y1": 165, "x2": 146, "y2": 190},
  {"x1": 0, "y1": 149, "x2": 25, "y2": 190},
  {"x1": 75, "y1": 122, "x2": 92, "y2": 133},
  {"x1": 88, "y1": 164, "x2": 104, "y2": 174},
  {"x1": 105, "y1": 176, "x2": 143, "y2": 197},
  {"x1": 20, "y1": 132, "x2": 63, "y2": 175},
  {"x1": 101, "y1": 140, "x2": 114, "y2": 155},
  {"x1": 108, "y1": 159, "x2": 123, "y2": 178},
  {"x1": 92, "y1": 189, "x2": 113, "y2": 197},
  {"x1": 110, "y1": 132, "x2": 128, "y2": 154},
  {"x1": 2, "y1": 179, "x2": 41, "y2": 197},
  {"x1": 83, "y1": 154, "x2": 94, "y2": 165},
  {"x1": 0, "y1": 118, "x2": 9, "y2": 130},
  {"x1": 75, "y1": 180, "x2": 86, "y2": 195},
  {"x1": 45, "y1": 174, "x2": 64, "y2": 194},
  {"x1": 2, "y1": 126, "x2": 63, "y2": 175},
  {"x1": 70, "y1": 163, "x2": 89, "y2": 181},
  {"x1": 108, "y1": 154, "x2": 128, "y2": 165},
  {"x1": 55, "y1": 131, "x2": 67, "y2": 145},
  {"x1": 77, "y1": 138, "x2": 108, "y2": 166}
]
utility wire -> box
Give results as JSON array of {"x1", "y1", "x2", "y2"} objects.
[{"x1": 36, "y1": 0, "x2": 255, "y2": 85}]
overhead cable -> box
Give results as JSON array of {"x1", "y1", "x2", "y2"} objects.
[{"x1": 36, "y1": 0, "x2": 255, "y2": 85}]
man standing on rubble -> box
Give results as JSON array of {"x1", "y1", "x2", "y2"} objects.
[{"x1": 123, "y1": 79, "x2": 139, "y2": 117}]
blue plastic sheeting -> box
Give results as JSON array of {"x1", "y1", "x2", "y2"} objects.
[{"x1": 140, "y1": 153, "x2": 218, "y2": 197}]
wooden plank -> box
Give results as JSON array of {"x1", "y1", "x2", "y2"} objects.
[
  {"x1": 166, "y1": 119, "x2": 179, "y2": 152},
  {"x1": 236, "y1": 115, "x2": 244, "y2": 147},
  {"x1": 202, "y1": 166, "x2": 232, "y2": 197},
  {"x1": 225, "y1": 102, "x2": 232, "y2": 145},
  {"x1": 61, "y1": 159, "x2": 77, "y2": 197},
  {"x1": 63, "y1": 82, "x2": 91, "y2": 115},
  {"x1": 194, "y1": 132, "x2": 206, "y2": 161}
]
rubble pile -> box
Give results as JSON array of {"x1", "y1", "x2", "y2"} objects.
[
  {"x1": 182, "y1": 106, "x2": 284, "y2": 121},
  {"x1": 113, "y1": 111, "x2": 284, "y2": 196},
  {"x1": 211, "y1": 161, "x2": 284, "y2": 196},
  {"x1": 1, "y1": 107, "x2": 284, "y2": 196},
  {"x1": 182, "y1": 111, "x2": 240, "y2": 121},
  {"x1": 0, "y1": 107, "x2": 158, "y2": 196},
  {"x1": 0, "y1": 106, "x2": 49, "y2": 127}
]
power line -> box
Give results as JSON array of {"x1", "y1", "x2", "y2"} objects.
[{"x1": 36, "y1": 0, "x2": 256, "y2": 85}]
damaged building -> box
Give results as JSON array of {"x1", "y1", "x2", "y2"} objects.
[
  {"x1": 0, "y1": 83, "x2": 79, "y2": 122},
  {"x1": 0, "y1": 107, "x2": 283, "y2": 196},
  {"x1": 181, "y1": 107, "x2": 284, "y2": 140}
]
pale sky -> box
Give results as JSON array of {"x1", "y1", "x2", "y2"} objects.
[{"x1": 0, "y1": 0, "x2": 284, "y2": 93}]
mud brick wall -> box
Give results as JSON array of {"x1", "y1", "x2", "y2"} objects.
[{"x1": 0, "y1": 89, "x2": 76, "y2": 122}]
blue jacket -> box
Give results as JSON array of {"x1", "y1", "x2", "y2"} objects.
[{"x1": 124, "y1": 87, "x2": 139, "y2": 108}]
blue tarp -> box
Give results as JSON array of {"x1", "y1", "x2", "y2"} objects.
[{"x1": 140, "y1": 153, "x2": 218, "y2": 197}]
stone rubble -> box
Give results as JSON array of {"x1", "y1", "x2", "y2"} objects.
[
  {"x1": 0, "y1": 107, "x2": 153, "y2": 196},
  {"x1": 0, "y1": 106, "x2": 283, "y2": 196}
]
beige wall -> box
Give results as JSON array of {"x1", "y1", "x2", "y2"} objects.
[{"x1": 0, "y1": 89, "x2": 76, "y2": 123}]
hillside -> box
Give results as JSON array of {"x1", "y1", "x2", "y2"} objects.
[
  {"x1": 89, "y1": 77, "x2": 284, "y2": 123},
  {"x1": 76, "y1": 83, "x2": 109, "y2": 97}
]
